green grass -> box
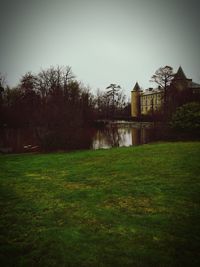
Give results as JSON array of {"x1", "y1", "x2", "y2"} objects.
[{"x1": 0, "y1": 142, "x2": 200, "y2": 267}]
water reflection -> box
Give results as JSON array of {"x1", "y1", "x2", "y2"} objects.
[
  {"x1": 0, "y1": 123, "x2": 159, "y2": 153},
  {"x1": 93, "y1": 126, "x2": 126, "y2": 149},
  {"x1": 131, "y1": 127, "x2": 155, "y2": 145},
  {"x1": 92, "y1": 124, "x2": 156, "y2": 149},
  {"x1": 0, "y1": 128, "x2": 39, "y2": 153}
]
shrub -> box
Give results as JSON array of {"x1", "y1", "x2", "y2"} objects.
[{"x1": 170, "y1": 102, "x2": 200, "y2": 131}]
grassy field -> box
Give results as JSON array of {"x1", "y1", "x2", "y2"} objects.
[{"x1": 0, "y1": 142, "x2": 200, "y2": 267}]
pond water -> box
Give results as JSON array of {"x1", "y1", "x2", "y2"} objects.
[
  {"x1": 0, "y1": 122, "x2": 164, "y2": 153},
  {"x1": 92, "y1": 122, "x2": 158, "y2": 149}
]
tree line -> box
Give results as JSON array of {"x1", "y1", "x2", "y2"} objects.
[{"x1": 0, "y1": 66, "x2": 130, "y2": 151}]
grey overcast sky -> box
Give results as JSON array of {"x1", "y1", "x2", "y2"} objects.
[{"x1": 0, "y1": 0, "x2": 200, "y2": 96}]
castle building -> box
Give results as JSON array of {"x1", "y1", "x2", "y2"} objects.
[{"x1": 131, "y1": 66, "x2": 200, "y2": 118}]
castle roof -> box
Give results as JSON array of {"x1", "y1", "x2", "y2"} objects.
[
  {"x1": 132, "y1": 82, "x2": 140, "y2": 92},
  {"x1": 188, "y1": 81, "x2": 200, "y2": 89},
  {"x1": 142, "y1": 87, "x2": 163, "y2": 96},
  {"x1": 174, "y1": 66, "x2": 187, "y2": 80}
]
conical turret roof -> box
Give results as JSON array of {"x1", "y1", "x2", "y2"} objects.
[
  {"x1": 174, "y1": 66, "x2": 187, "y2": 80},
  {"x1": 132, "y1": 82, "x2": 140, "y2": 92}
]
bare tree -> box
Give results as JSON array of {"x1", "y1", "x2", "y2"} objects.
[
  {"x1": 0, "y1": 73, "x2": 6, "y2": 87},
  {"x1": 0, "y1": 73, "x2": 6, "y2": 112},
  {"x1": 20, "y1": 72, "x2": 37, "y2": 92},
  {"x1": 36, "y1": 65, "x2": 75, "y2": 99},
  {"x1": 0, "y1": 78, "x2": 4, "y2": 95},
  {"x1": 150, "y1": 66, "x2": 174, "y2": 115}
]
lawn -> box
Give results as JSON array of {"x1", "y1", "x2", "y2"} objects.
[{"x1": 0, "y1": 142, "x2": 200, "y2": 267}]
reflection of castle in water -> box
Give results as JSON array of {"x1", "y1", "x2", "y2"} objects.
[
  {"x1": 131, "y1": 128, "x2": 141, "y2": 145},
  {"x1": 0, "y1": 124, "x2": 157, "y2": 152},
  {"x1": 92, "y1": 124, "x2": 156, "y2": 149},
  {"x1": 131, "y1": 127, "x2": 154, "y2": 145}
]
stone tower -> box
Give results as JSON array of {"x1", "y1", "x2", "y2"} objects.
[
  {"x1": 131, "y1": 82, "x2": 141, "y2": 118},
  {"x1": 172, "y1": 66, "x2": 191, "y2": 91}
]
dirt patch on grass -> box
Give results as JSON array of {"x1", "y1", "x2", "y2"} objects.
[
  {"x1": 102, "y1": 196, "x2": 155, "y2": 214},
  {"x1": 64, "y1": 182, "x2": 92, "y2": 190}
]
